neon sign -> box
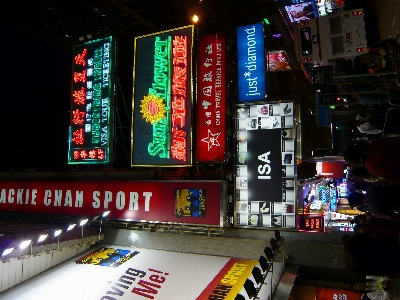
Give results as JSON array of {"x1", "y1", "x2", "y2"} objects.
[
  {"x1": 298, "y1": 215, "x2": 325, "y2": 232},
  {"x1": 132, "y1": 26, "x2": 193, "y2": 166},
  {"x1": 171, "y1": 35, "x2": 188, "y2": 161},
  {"x1": 68, "y1": 36, "x2": 115, "y2": 164}
]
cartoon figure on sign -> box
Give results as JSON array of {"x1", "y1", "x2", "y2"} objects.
[
  {"x1": 174, "y1": 188, "x2": 206, "y2": 218},
  {"x1": 185, "y1": 192, "x2": 200, "y2": 216},
  {"x1": 75, "y1": 247, "x2": 137, "y2": 267}
]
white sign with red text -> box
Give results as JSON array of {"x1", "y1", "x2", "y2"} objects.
[{"x1": 1, "y1": 245, "x2": 257, "y2": 300}]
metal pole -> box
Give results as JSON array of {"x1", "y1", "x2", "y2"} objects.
[
  {"x1": 99, "y1": 217, "x2": 103, "y2": 240},
  {"x1": 57, "y1": 235, "x2": 60, "y2": 251},
  {"x1": 81, "y1": 225, "x2": 84, "y2": 245}
]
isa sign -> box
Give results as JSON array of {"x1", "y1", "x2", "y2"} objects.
[{"x1": 237, "y1": 23, "x2": 266, "y2": 102}]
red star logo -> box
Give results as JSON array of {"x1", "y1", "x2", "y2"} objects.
[{"x1": 201, "y1": 129, "x2": 221, "y2": 151}]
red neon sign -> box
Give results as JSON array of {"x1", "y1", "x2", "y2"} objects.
[
  {"x1": 298, "y1": 215, "x2": 325, "y2": 232},
  {"x1": 171, "y1": 36, "x2": 188, "y2": 161}
]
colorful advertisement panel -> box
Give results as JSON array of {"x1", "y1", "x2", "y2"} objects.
[
  {"x1": 196, "y1": 34, "x2": 227, "y2": 162},
  {"x1": 234, "y1": 103, "x2": 296, "y2": 228},
  {"x1": 196, "y1": 258, "x2": 259, "y2": 299},
  {"x1": 284, "y1": 1, "x2": 318, "y2": 23},
  {"x1": 267, "y1": 50, "x2": 292, "y2": 71},
  {"x1": 237, "y1": 23, "x2": 266, "y2": 102},
  {"x1": 0, "y1": 180, "x2": 225, "y2": 226},
  {"x1": 274, "y1": 0, "x2": 319, "y2": 38},
  {"x1": 132, "y1": 26, "x2": 193, "y2": 166},
  {"x1": 1, "y1": 246, "x2": 259, "y2": 300},
  {"x1": 68, "y1": 36, "x2": 115, "y2": 164}
]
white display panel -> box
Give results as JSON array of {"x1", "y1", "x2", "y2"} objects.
[
  {"x1": 234, "y1": 103, "x2": 296, "y2": 228},
  {"x1": 1, "y1": 245, "x2": 259, "y2": 300}
]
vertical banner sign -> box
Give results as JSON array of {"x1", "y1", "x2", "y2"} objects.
[
  {"x1": 68, "y1": 36, "x2": 115, "y2": 164},
  {"x1": 132, "y1": 26, "x2": 193, "y2": 166},
  {"x1": 196, "y1": 34, "x2": 226, "y2": 162},
  {"x1": 237, "y1": 23, "x2": 266, "y2": 102},
  {"x1": 234, "y1": 103, "x2": 296, "y2": 228}
]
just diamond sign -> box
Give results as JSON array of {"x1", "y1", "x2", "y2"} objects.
[{"x1": 237, "y1": 23, "x2": 266, "y2": 102}]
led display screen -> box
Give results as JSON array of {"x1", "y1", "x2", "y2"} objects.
[
  {"x1": 68, "y1": 36, "x2": 115, "y2": 164},
  {"x1": 267, "y1": 50, "x2": 292, "y2": 71},
  {"x1": 132, "y1": 26, "x2": 193, "y2": 166},
  {"x1": 234, "y1": 103, "x2": 296, "y2": 228},
  {"x1": 237, "y1": 23, "x2": 266, "y2": 102},
  {"x1": 274, "y1": 0, "x2": 319, "y2": 37},
  {"x1": 284, "y1": 1, "x2": 318, "y2": 23},
  {"x1": 298, "y1": 215, "x2": 325, "y2": 232},
  {"x1": 196, "y1": 34, "x2": 227, "y2": 162}
]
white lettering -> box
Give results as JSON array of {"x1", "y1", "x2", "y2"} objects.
[
  {"x1": 93, "y1": 191, "x2": 101, "y2": 208},
  {"x1": 129, "y1": 192, "x2": 139, "y2": 210},
  {"x1": 143, "y1": 192, "x2": 152, "y2": 211},
  {"x1": 258, "y1": 151, "x2": 272, "y2": 180},
  {"x1": 116, "y1": 191, "x2": 125, "y2": 210}
]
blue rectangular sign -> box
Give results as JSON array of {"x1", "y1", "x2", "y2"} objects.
[{"x1": 237, "y1": 23, "x2": 266, "y2": 102}]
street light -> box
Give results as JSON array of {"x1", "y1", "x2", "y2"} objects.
[
  {"x1": 37, "y1": 234, "x2": 48, "y2": 243},
  {"x1": 20, "y1": 239, "x2": 32, "y2": 256},
  {"x1": 99, "y1": 211, "x2": 110, "y2": 240},
  {"x1": 192, "y1": 14, "x2": 199, "y2": 23},
  {"x1": 67, "y1": 224, "x2": 76, "y2": 231},
  {"x1": 54, "y1": 229, "x2": 62, "y2": 251},
  {"x1": 80, "y1": 219, "x2": 88, "y2": 245},
  {"x1": 2, "y1": 247, "x2": 14, "y2": 257}
]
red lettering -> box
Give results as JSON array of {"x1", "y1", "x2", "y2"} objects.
[
  {"x1": 79, "y1": 150, "x2": 88, "y2": 158},
  {"x1": 72, "y1": 87, "x2": 86, "y2": 105},
  {"x1": 72, "y1": 109, "x2": 86, "y2": 125},
  {"x1": 75, "y1": 48, "x2": 87, "y2": 66},
  {"x1": 73, "y1": 70, "x2": 87, "y2": 83},
  {"x1": 131, "y1": 280, "x2": 161, "y2": 299},
  {"x1": 72, "y1": 128, "x2": 84, "y2": 145},
  {"x1": 97, "y1": 148, "x2": 105, "y2": 160}
]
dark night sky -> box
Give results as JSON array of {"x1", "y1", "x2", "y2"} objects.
[{"x1": 0, "y1": 23, "x2": 72, "y2": 171}]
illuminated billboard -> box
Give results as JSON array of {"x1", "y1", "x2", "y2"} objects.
[
  {"x1": 68, "y1": 36, "x2": 115, "y2": 164},
  {"x1": 234, "y1": 103, "x2": 296, "y2": 228},
  {"x1": 267, "y1": 50, "x2": 292, "y2": 71},
  {"x1": 274, "y1": 0, "x2": 319, "y2": 37},
  {"x1": 132, "y1": 26, "x2": 194, "y2": 166},
  {"x1": 2, "y1": 246, "x2": 260, "y2": 300},
  {"x1": 284, "y1": 1, "x2": 317, "y2": 23},
  {"x1": 0, "y1": 180, "x2": 226, "y2": 226},
  {"x1": 237, "y1": 23, "x2": 266, "y2": 102},
  {"x1": 298, "y1": 215, "x2": 325, "y2": 232},
  {"x1": 196, "y1": 33, "x2": 227, "y2": 162}
]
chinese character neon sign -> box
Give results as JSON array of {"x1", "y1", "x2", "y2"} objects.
[
  {"x1": 68, "y1": 36, "x2": 115, "y2": 164},
  {"x1": 132, "y1": 26, "x2": 193, "y2": 166}
]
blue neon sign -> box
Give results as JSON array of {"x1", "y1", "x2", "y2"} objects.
[{"x1": 237, "y1": 23, "x2": 266, "y2": 102}]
